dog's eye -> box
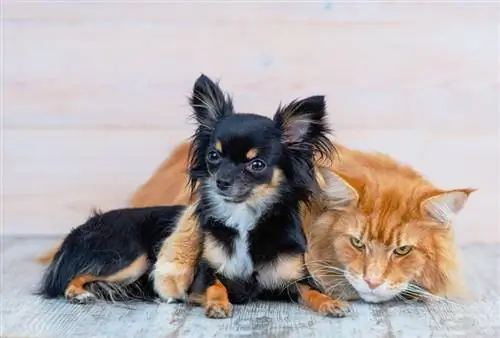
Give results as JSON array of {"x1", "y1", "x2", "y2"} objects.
[
  {"x1": 249, "y1": 159, "x2": 266, "y2": 172},
  {"x1": 206, "y1": 151, "x2": 220, "y2": 163}
]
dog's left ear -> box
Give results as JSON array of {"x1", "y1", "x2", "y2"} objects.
[
  {"x1": 189, "y1": 74, "x2": 234, "y2": 129},
  {"x1": 273, "y1": 95, "x2": 330, "y2": 146}
]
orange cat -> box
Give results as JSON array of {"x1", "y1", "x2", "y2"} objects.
[
  {"x1": 39, "y1": 141, "x2": 474, "y2": 305},
  {"x1": 305, "y1": 144, "x2": 473, "y2": 302},
  {"x1": 129, "y1": 141, "x2": 194, "y2": 207}
]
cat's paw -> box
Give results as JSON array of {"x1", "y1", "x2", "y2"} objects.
[
  {"x1": 318, "y1": 299, "x2": 351, "y2": 318},
  {"x1": 205, "y1": 301, "x2": 233, "y2": 319}
]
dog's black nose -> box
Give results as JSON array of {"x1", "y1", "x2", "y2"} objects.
[{"x1": 216, "y1": 178, "x2": 232, "y2": 191}]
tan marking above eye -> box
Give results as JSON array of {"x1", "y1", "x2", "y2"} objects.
[
  {"x1": 215, "y1": 140, "x2": 222, "y2": 153},
  {"x1": 350, "y1": 236, "x2": 365, "y2": 250},
  {"x1": 393, "y1": 245, "x2": 413, "y2": 256},
  {"x1": 246, "y1": 148, "x2": 258, "y2": 160}
]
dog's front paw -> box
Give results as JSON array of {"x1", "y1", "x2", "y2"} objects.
[
  {"x1": 152, "y1": 262, "x2": 194, "y2": 301},
  {"x1": 318, "y1": 299, "x2": 351, "y2": 318},
  {"x1": 205, "y1": 301, "x2": 233, "y2": 319}
]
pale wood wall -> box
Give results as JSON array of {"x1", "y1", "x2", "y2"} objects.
[{"x1": 3, "y1": 2, "x2": 499, "y2": 244}]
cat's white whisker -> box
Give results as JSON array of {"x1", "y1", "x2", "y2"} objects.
[
  {"x1": 308, "y1": 267, "x2": 345, "y2": 276},
  {"x1": 395, "y1": 294, "x2": 419, "y2": 306},
  {"x1": 325, "y1": 280, "x2": 348, "y2": 295},
  {"x1": 403, "y1": 284, "x2": 460, "y2": 306},
  {"x1": 279, "y1": 276, "x2": 315, "y2": 293}
]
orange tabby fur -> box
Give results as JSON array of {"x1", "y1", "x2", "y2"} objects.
[
  {"x1": 38, "y1": 141, "x2": 473, "y2": 304},
  {"x1": 129, "y1": 141, "x2": 194, "y2": 206},
  {"x1": 307, "y1": 144, "x2": 474, "y2": 302}
]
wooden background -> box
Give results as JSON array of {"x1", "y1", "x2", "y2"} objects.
[{"x1": 3, "y1": 2, "x2": 499, "y2": 244}]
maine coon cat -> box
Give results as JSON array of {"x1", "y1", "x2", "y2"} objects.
[{"x1": 305, "y1": 143, "x2": 473, "y2": 303}]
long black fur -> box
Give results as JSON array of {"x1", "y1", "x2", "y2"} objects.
[
  {"x1": 185, "y1": 74, "x2": 334, "y2": 304},
  {"x1": 38, "y1": 206, "x2": 184, "y2": 300},
  {"x1": 188, "y1": 76, "x2": 333, "y2": 205}
]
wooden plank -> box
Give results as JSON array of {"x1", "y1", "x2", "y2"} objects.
[
  {"x1": 1, "y1": 238, "x2": 499, "y2": 337},
  {"x1": 3, "y1": 128, "x2": 498, "y2": 244},
  {"x1": 5, "y1": 2, "x2": 499, "y2": 23},
  {"x1": 3, "y1": 129, "x2": 190, "y2": 235},
  {"x1": 4, "y1": 3, "x2": 498, "y2": 131}
]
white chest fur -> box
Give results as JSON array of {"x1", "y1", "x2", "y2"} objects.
[
  {"x1": 203, "y1": 183, "x2": 285, "y2": 280},
  {"x1": 204, "y1": 231, "x2": 254, "y2": 279},
  {"x1": 203, "y1": 192, "x2": 264, "y2": 279},
  {"x1": 204, "y1": 234, "x2": 305, "y2": 288}
]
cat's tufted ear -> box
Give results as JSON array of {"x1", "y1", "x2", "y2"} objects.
[
  {"x1": 317, "y1": 167, "x2": 361, "y2": 209},
  {"x1": 189, "y1": 74, "x2": 234, "y2": 130},
  {"x1": 420, "y1": 188, "x2": 476, "y2": 226}
]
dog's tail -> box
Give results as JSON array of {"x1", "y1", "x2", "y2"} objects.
[
  {"x1": 37, "y1": 251, "x2": 157, "y2": 302},
  {"x1": 36, "y1": 208, "x2": 165, "y2": 302},
  {"x1": 37, "y1": 248, "x2": 79, "y2": 298}
]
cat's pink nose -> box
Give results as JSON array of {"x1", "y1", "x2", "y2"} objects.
[{"x1": 364, "y1": 277, "x2": 382, "y2": 289}]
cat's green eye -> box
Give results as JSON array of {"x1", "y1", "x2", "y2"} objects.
[
  {"x1": 393, "y1": 245, "x2": 413, "y2": 256},
  {"x1": 350, "y1": 236, "x2": 365, "y2": 250}
]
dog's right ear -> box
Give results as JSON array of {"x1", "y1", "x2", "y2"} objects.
[
  {"x1": 273, "y1": 95, "x2": 333, "y2": 159},
  {"x1": 189, "y1": 74, "x2": 234, "y2": 129}
]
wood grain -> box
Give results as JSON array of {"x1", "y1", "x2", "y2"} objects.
[
  {"x1": 1, "y1": 238, "x2": 499, "y2": 337},
  {"x1": 4, "y1": 2, "x2": 498, "y2": 130}
]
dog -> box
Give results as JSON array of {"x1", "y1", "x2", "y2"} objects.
[{"x1": 39, "y1": 74, "x2": 345, "y2": 318}]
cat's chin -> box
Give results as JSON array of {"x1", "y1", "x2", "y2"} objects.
[
  {"x1": 356, "y1": 291, "x2": 397, "y2": 303},
  {"x1": 345, "y1": 272, "x2": 408, "y2": 304}
]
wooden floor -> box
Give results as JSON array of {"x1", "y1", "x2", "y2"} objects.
[{"x1": 1, "y1": 238, "x2": 499, "y2": 338}]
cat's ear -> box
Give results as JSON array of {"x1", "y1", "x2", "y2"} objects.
[
  {"x1": 317, "y1": 167, "x2": 361, "y2": 208},
  {"x1": 189, "y1": 74, "x2": 234, "y2": 130},
  {"x1": 420, "y1": 188, "x2": 476, "y2": 226},
  {"x1": 273, "y1": 95, "x2": 330, "y2": 146}
]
